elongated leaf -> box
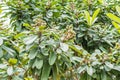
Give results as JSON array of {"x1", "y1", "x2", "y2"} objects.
[
  {"x1": 24, "y1": 0, "x2": 30, "y2": 3},
  {"x1": 113, "y1": 66, "x2": 120, "y2": 71},
  {"x1": 92, "y1": 8, "x2": 100, "y2": 24},
  {"x1": 105, "y1": 62, "x2": 113, "y2": 69},
  {"x1": 35, "y1": 59, "x2": 43, "y2": 69},
  {"x1": 0, "y1": 8, "x2": 2, "y2": 13},
  {"x1": 0, "y1": 48, "x2": 3, "y2": 58},
  {"x1": 87, "y1": 66, "x2": 94, "y2": 76},
  {"x1": 13, "y1": 76, "x2": 23, "y2": 80},
  {"x1": 112, "y1": 21, "x2": 120, "y2": 29},
  {"x1": 2, "y1": 45, "x2": 15, "y2": 56},
  {"x1": 52, "y1": 65, "x2": 57, "y2": 80},
  {"x1": 28, "y1": 48, "x2": 38, "y2": 59},
  {"x1": 60, "y1": 43, "x2": 69, "y2": 52},
  {"x1": 77, "y1": 66, "x2": 86, "y2": 73},
  {"x1": 0, "y1": 38, "x2": 3, "y2": 46},
  {"x1": 16, "y1": 21, "x2": 22, "y2": 32},
  {"x1": 98, "y1": 0, "x2": 103, "y2": 4},
  {"x1": 106, "y1": 13, "x2": 120, "y2": 24},
  {"x1": 23, "y1": 35, "x2": 38, "y2": 45},
  {"x1": 23, "y1": 23, "x2": 31, "y2": 27},
  {"x1": 116, "y1": 6, "x2": 120, "y2": 15},
  {"x1": 69, "y1": 45, "x2": 83, "y2": 55},
  {"x1": 7, "y1": 66, "x2": 13, "y2": 76},
  {"x1": 84, "y1": 11, "x2": 91, "y2": 26},
  {"x1": 104, "y1": 65, "x2": 111, "y2": 71},
  {"x1": 0, "y1": 64, "x2": 7, "y2": 69},
  {"x1": 49, "y1": 52, "x2": 57, "y2": 65},
  {"x1": 80, "y1": 72, "x2": 87, "y2": 80},
  {"x1": 112, "y1": 21, "x2": 120, "y2": 33},
  {"x1": 14, "y1": 33, "x2": 25, "y2": 39},
  {"x1": 87, "y1": 74, "x2": 92, "y2": 80},
  {"x1": 101, "y1": 70, "x2": 107, "y2": 80},
  {"x1": 41, "y1": 62, "x2": 51, "y2": 80}
]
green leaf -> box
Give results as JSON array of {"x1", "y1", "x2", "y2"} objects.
[
  {"x1": 7, "y1": 66, "x2": 13, "y2": 76},
  {"x1": 0, "y1": 38, "x2": 3, "y2": 46},
  {"x1": 2, "y1": 45, "x2": 15, "y2": 56},
  {"x1": 56, "y1": 48, "x2": 62, "y2": 54},
  {"x1": 77, "y1": 66, "x2": 86, "y2": 73},
  {"x1": 112, "y1": 21, "x2": 120, "y2": 33},
  {"x1": 106, "y1": 13, "x2": 120, "y2": 24},
  {"x1": 14, "y1": 33, "x2": 25, "y2": 39},
  {"x1": 41, "y1": 62, "x2": 51, "y2": 80},
  {"x1": 28, "y1": 48, "x2": 38, "y2": 59},
  {"x1": 0, "y1": 8, "x2": 2, "y2": 13},
  {"x1": 8, "y1": 58, "x2": 17, "y2": 65},
  {"x1": 49, "y1": 52, "x2": 57, "y2": 65},
  {"x1": 39, "y1": 26, "x2": 46, "y2": 30},
  {"x1": 23, "y1": 35, "x2": 38, "y2": 45},
  {"x1": 105, "y1": 62, "x2": 113, "y2": 69},
  {"x1": 80, "y1": 72, "x2": 87, "y2": 80},
  {"x1": 31, "y1": 0, "x2": 36, "y2": 3},
  {"x1": 23, "y1": 23, "x2": 31, "y2": 29},
  {"x1": 87, "y1": 66, "x2": 94, "y2": 76},
  {"x1": 13, "y1": 76, "x2": 23, "y2": 80},
  {"x1": 113, "y1": 66, "x2": 120, "y2": 71},
  {"x1": 104, "y1": 65, "x2": 111, "y2": 71},
  {"x1": 84, "y1": 11, "x2": 91, "y2": 26},
  {"x1": 116, "y1": 6, "x2": 120, "y2": 15},
  {"x1": 92, "y1": 8, "x2": 100, "y2": 24},
  {"x1": 98, "y1": 0, "x2": 103, "y2": 4},
  {"x1": 0, "y1": 64, "x2": 7, "y2": 69},
  {"x1": 15, "y1": 21, "x2": 22, "y2": 32},
  {"x1": 24, "y1": 0, "x2": 30, "y2": 3},
  {"x1": 23, "y1": 23, "x2": 31, "y2": 27},
  {"x1": 60, "y1": 43, "x2": 69, "y2": 52},
  {"x1": 101, "y1": 70, "x2": 107, "y2": 80},
  {"x1": 69, "y1": 45, "x2": 83, "y2": 56},
  {"x1": 0, "y1": 48, "x2": 3, "y2": 58},
  {"x1": 87, "y1": 74, "x2": 92, "y2": 80},
  {"x1": 52, "y1": 65, "x2": 57, "y2": 80},
  {"x1": 34, "y1": 59, "x2": 43, "y2": 69}
]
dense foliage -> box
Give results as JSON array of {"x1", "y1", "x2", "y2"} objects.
[{"x1": 0, "y1": 0, "x2": 120, "y2": 80}]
